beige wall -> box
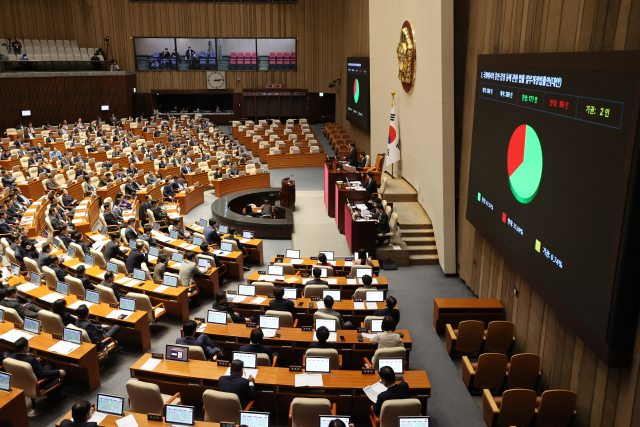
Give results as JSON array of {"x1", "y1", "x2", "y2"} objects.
[{"x1": 369, "y1": 0, "x2": 456, "y2": 274}]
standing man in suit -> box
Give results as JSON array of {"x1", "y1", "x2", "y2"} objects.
[
  {"x1": 125, "y1": 241, "x2": 148, "y2": 273},
  {"x1": 345, "y1": 142, "x2": 358, "y2": 167},
  {"x1": 10, "y1": 337, "x2": 66, "y2": 401},
  {"x1": 217, "y1": 360, "x2": 255, "y2": 409},
  {"x1": 75, "y1": 305, "x2": 119, "y2": 352},
  {"x1": 269, "y1": 286, "x2": 295, "y2": 314},
  {"x1": 373, "y1": 366, "x2": 412, "y2": 416},
  {"x1": 176, "y1": 320, "x2": 221, "y2": 360},
  {"x1": 1, "y1": 286, "x2": 42, "y2": 319},
  {"x1": 163, "y1": 177, "x2": 176, "y2": 202},
  {"x1": 60, "y1": 400, "x2": 98, "y2": 427},
  {"x1": 375, "y1": 204, "x2": 390, "y2": 244}
]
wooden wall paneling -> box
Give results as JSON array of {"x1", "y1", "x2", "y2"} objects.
[
  {"x1": 557, "y1": 0, "x2": 582, "y2": 52},
  {"x1": 539, "y1": 306, "x2": 558, "y2": 389}
]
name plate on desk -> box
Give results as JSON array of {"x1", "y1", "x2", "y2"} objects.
[
  {"x1": 52, "y1": 333, "x2": 62, "y2": 340},
  {"x1": 345, "y1": 258, "x2": 353, "y2": 261},
  {"x1": 227, "y1": 290, "x2": 237, "y2": 296},
  {"x1": 310, "y1": 257, "x2": 318, "y2": 260},
  {"x1": 151, "y1": 353, "x2": 164, "y2": 359},
  {"x1": 346, "y1": 275, "x2": 354, "y2": 279},
  {"x1": 276, "y1": 254, "x2": 285, "y2": 258},
  {"x1": 217, "y1": 360, "x2": 230, "y2": 367},
  {"x1": 354, "y1": 298, "x2": 363, "y2": 302},
  {"x1": 109, "y1": 303, "x2": 118, "y2": 308},
  {"x1": 221, "y1": 422, "x2": 236, "y2": 427},
  {"x1": 362, "y1": 368, "x2": 375, "y2": 375},
  {"x1": 357, "y1": 328, "x2": 368, "y2": 333},
  {"x1": 246, "y1": 322, "x2": 256, "y2": 328},
  {"x1": 268, "y1": 294, "x2": 275, "y2": 298},
  {"x1": 311, "y1": 297, "x2": 319, "y2": 301},
  {"x1": 302, "y1": 326, "x2": 312, "y2": 332},
  {"x1": 301, "y1": 273, "x2": 309, "y2": 278},
  {"x1": 258, "y1": 271, "x2": 266, "y2": 275},
  {"x1": 148, "y1": 414, "x2": 163, "y2": 421},
  {"x1": 289, "y1": 366, "x2": 303, "y2": 372},
  {"x1": 77, "y1": 295, "x2": 85, "y2": 301}
]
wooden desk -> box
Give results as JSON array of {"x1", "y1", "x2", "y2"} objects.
[
  {"x1": 63, "y1": 258, "x2": 191, "y2": 323},
  {"x1": 96, "y1": 183, "x2": 123, "y2": 206},
  {"x1": 159, "y1": 166, "x2": 180, "y2": 180},
  {"x1": 267, "y1": 152, "x2": 327, "y2": 169},
  {"x1": 18, "y1": 178, "x2": 45, "y2": 200},
  {"x1": 60, "y1": 179, "x2": 86, "y2": 201},
  {"x1": 324, "y1": 161, "x2": 362, "y2": 218},
  {"x1": 136, "y1": 182, "x2": 163, "y2": 204},
  {"x1": 71, "y1": 196, "x2": 101, "y2": 235},
  {"x1": 8, "y1": 276, "x2": 152, "y2": 351},
  {"x1": 433, "y1": 298, "x2": 505, "y2": 333},
  {"x1": 267, "y1": 257, "x2": 381, "y2": 276},
  {"x1": 344, "y1": 204, "x2": 377, "y2": 257},
  {"x1": 213, "y1": 172, "x2": 271, "y2": 197},
  {"x1": 176, "y1": 185, "x2": 205, "y2": 215},
  {"x1": 130, "y1": 353, "x2": 431, "y2": 417},
  {"x1": 194, "y1": 323, "x2": 412, "y2": 369},
  {"x1": 335, "y1": 183, "x2": 369, "y2": 234},
  {"x1": 186, "y1": 223, "x2": 265, "y2": 266},
  {"x1": 0, "y1": 322, "x2": 101, "y2": 392},
  {"x1": 184, "y1": 170, "x2": 209, "y2": 187},
  {"x1": 0, "y1": 387, "x2": 28, "y2": 427},
  {"x1": 246, "y1": 272, "x2": 388, "y2": 297},
  {"x1": 56, "y1": 411, "x2": 219, "y2": 426}
]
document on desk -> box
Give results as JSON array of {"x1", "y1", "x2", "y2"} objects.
[
  {"x1": 262, "y1": 329, "x2": 277, "y2": 338},
  {"x1": 289, "y1": 259, "x2": 304, "y2": 265},
  {"x1": 366, "y1": 302, "x2": 379, "y2": 310},
  {"x1": 295, "y1": 373, "x2": 324, "y2": 387},
  {"x1": 95, "y1": 271, "x2": 107, "y2": 279},
  {"x1": 353, "y1": 302, "x2": 366, "y2": 310},
  {"x1": 240, "y1": 238, "x2": 251, "y2": 244},
  {"x1": 346, "y1": 279, "x2": 357, "y2": 285},
  {"x1": 178, "y1": 243, "x2": 189, "y2": 248},
  {"x1": 232, "y1": 295, "x2": 247, "y2": 303},
  {"x1": 139, "y1": 358, "x2": 162, "y2": 371},
  {"x1": 69, "y1": 300, "x2": 95, "y2": 309},
  {"x1": 252, "y1": 297, "x2": 266, "y2": 304},
  {"x1": 327, "y1": 278, "x2": 338, "y2": 285},
  {"x1": 315, "y1": 301, "x2": 325, "y2": 309},
  {"x1": 123, "y1": 279, "x2": 142, "y2": 287},
  {"x1": 107, "y1": 310, "x2": 131, "y2": 320},
  {"x1": 0, "y1": 329, "x2": 35, "y2": 343},
  {"x1": 48, "y1": 340, "x2": 80, "y2": 355},
  {"x1": 361, "y1": 333, "x2": 376, "y2": 339},
  {"x1": 258, "y1": 275, "x2": 284, "y2": 282},
  {"x1": 186, "y1": 244, "x2": 198, "y2": 250},
  {"x1": 364, "y1": 381, "x2": 388, "y2": 403},
  {"x1": 87, "y1": 412, "x2": 108, "y2": 425},
  {"x1": 68, "y1": 263, "x2": 92, "y2": 271},
  {"x1": 153, "y1": 285, "x2": 169, "y2": 293},
  {"x1": 116, "y1": 277, "x2": 131, "y2": 285},
  {"x1": 17, "y1": 283, "x2": 39, "y2": 293},
  {"x1": 343, "y1": 261, "x2": 354, "y2": 267},
  {"x1": 92, "y1": 241, "x2": 106, "y2": 251},
  {"x1": 115, "y1": 413, "x2": 138, "y2": 427},
  {"x1": 225, "y1": 367, "x2": 258, "y2": 379},
  {"x1": 284, "y1": 276, "x2": 299, "y2": 284},
  {"x1": 72, "y1": 219, "x2": 84, "y2": 224},
  {"x1": 40, "y1": 293, "x2": 65, "y2": 303}
]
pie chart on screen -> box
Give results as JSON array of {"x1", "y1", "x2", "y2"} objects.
[
  {"x1": 507, "y1": 124, "x2": 543, "y2": 204},
  {"x1": 354, "y1": 79, "x2": 360, "y2": 103}
]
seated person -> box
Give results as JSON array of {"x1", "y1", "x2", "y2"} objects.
[
  {"x1": 370, "y1": 315, "x2": 402, "y2": 348},
  {"x1": 373, "y1": 296, "x2": 400, "y2": 326},
  {"x1": 10, "y1": 337, "x2": 66, "y2": 402},
  {"x1": 75, "y1": 304, "x2": 119, "y2": 352},
  {"x1": 199, "y1": 243, "x2": 222, "y2": 267},
  {"x1": 60, "y1": 400, "x2": 97, "y2": 427},
  {"x1": 0, "y1": 286, "x2": 42, "y2": 319},
  {"x1": 217, "y1": 359, "x2": 254, "y2": 409},
  {"x1": 153, "y1": 254, "x2": 168, "y2": 282},
  {"x1": 305, "y1": 267, "x2": 328, "y2": 286},
  {"x1": 268, "y1": 286, "x2": 294, "y2": 314},
  {"x1": 309, "y1": 325, "x2": 335, "y2": 349},
  {"x1": 52, "y1": 299, "x2": 77, "y2": 326},
  {"x1": 373, "y1": 366, "x2": 411, "y2": 416},
  {"x1": 316, "y1": 253, "x2": 336, "y2": 275},
  {"x1": 211, "y1": 290, "x2": 252, "y2": 323},
  {"x1": 100, "y1": 271, "x2": 126, "y2": 301},
  {"x1": 354, "y1": 274, "x2": 377, "y2": 295},
  {"x1": 354, "y1": 248, "x2": 374, "y2": 266},
  {"x1": 239, "y1": 328, "x2": 276, "y2": 364},
  {"x1": 176, "y1": 320, "x2": 222, "y2": 360},
  {"x1": 125, "y1": 241, "x2": 148, "y2": 273},
  {"x1": 317, "y1": 295, "x2": 353, "y2": 329}
]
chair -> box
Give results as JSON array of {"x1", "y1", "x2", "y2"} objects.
[
  {"x1": 446, "y1": 320, "x2": 485, "y2": 355},
  {"x1": 365, "y1": 347, "x2": 407, "y2": 370},
  {"x1": 111, "y1": 259, "x2": 128, "y2": 275},
  {"x1": 252, "y1": 282, "x2": 274, "y2": 295},
  {"x1": 202, "y1": 390, "x2": 253, "y2": 423},
  {"x1": 41, "y1": 266, "x2": 58, "y2": 288},
  {"x1": 24, "y1": 257, "x2": 41, "y2": 276},
  {"x1": 314, "y1": 265, "x2": 334, "y2": 277},
  {"x1": 265, "y1": 310, "x2": 298, "y2": 328},
  {"x1": 64, "y1": 276, "x2": 86, "y2": 296},
  {"x1": 377, "y1": 212, "x2": 398, "y2": 246},
  {"x1": 3, "y1": 307, "x2": 23, "y2": 325},
  {"x1": 125, "y1": 293, "x2": 166, "y2": 323},
  {"x1": 461, "y1": 353, "x2": 509, "y2": 390},
  {"x1": 362, "y1": 316, "x2": 385, "y2": 330},
  {"x1": 4, "y1": 358, "x2": 64, "y2": 416},
  {"x1": 304, "y1": 284, "x2": 329, "y2": 299},
  {"x1": 372, "y1": 176, "x2": 388, "y2": 199},
  {"x1": 363, "y1": 154, "x2": 385, "y2": 185},
  {"x1": 69, "y1": 242, "x2": 85, "y2": 261},
  {"x1": 304, "y1": 348, "x2": 342, "y2": 370},
  {"x1": 90, "y1": 249, "x2": 107, "y2": 268},
  {"x1": 313, "y1": 311, "x2": 340, "y2": 330},
  {"x1": 534, "y1": 390, "x2": 577, "y2": 427},
  {"x1": 482, "y1": 389, "x2": 537, "y2": 427},
  {"x1": 289, "y1": 398, "x2": 336, "y2": 427},
  {"x1": 95, "y1": 284, "x2": 118, "y2": 304},
  {"x1": 484, "y1": 321, "x2": 515, "y2": 354},
  {"x1": 274, "y1": 262, "x2": 295, "y2": 275},
  {"x1": 38, "y1": 311, "x2": 65, "y2": 335},
  {"x1": 369, "y1": 399, "x2": 421, "y2": 427},
  {"x1": 256, "y1": 353, "x2": 277, "y2": 367},
  {"x1": 504, "y1": 353, "x2": 541, "y2": 390},
  {"x1": 126, "y1": 379, "x2": 181, "y2": 415}
]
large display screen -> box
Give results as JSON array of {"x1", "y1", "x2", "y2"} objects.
[
  {"x1": 346, "y1": 57, "x2": 370, "y2": 130},
  {"x1": 466, "y1": 52, "x2": 640, "y2": 366}
]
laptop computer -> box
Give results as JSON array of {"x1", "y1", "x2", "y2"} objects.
[
  {"x1": 356, "y1": 268, "x2": 373, "y2": 279},
  {"x1": 166, "y1": 344, "x2": 189, "y2": 362},
  {"x1": 170, "y1": 230, "x2": 179, "y2": 240},
  {"x1": 207, "y1": 310, "x2": 227, "y2": 325},
  {"x1": 0, "y1": 372, "x2": 11, "y2": 392},
  {"x1": 285, "y1": 249, "x2": 300, "y2": 259},
  {"x1": 305, "y1": 356, "x2": 331, "y2": 374},
  {"x1": 322, "y1": 289, "x2": 341, "y2": 302},
  {"x1": 378, "y1": 357, "x2": 404, "y2": 381},
  {"x1": 153, "y1": 223, "x2": 160, "y2": 232},
  {"x1": 218, "y1": 225, "x2": 228, "y2": 234},
  {"x1": 119, "y1": 297, "x2": 136, "y2": 312},
  {"x1": 171, "y1": 252, "x2": 184, "y2": 264},
  {"x1": 52, "y1": 238, "x2": 60, "y2": 249},
  {"x1": 398, "y1": 416, "x2": 430, "y2": 427},
  {"x1": 24, "y1": 318, "x2": 40, "y2": 335},
  {"x1": 239, "y1": 411, "x2": 269, "y2": 427},
  {"x1": 106, "y1": 262, "x2": 118, "y2": 274},
  {"x1": 86, "y1": 289, "x2": 100, "y2": 304},
  {"x1": 220, "y1": 242, "x2": 233, "y2": 253},
  {"x1": 100, "y1": 226, "x2": 108, "y2": 236},
  {"x1": 29, "y1": 272, "x2": 41, "y2": 285},
  {"x1": 319, "y1": 251, "x2": 334, "y2": 261},
  {"x1": 259, "y1": 315, "x2": 280, "y2": 338},
  {"x1": 371, "y1": 319, "x2": 384, "y2": 333},
  {"x1": 192, "y1": 236, "x2": 203, "y2": 246},
  {"x1": 238, "y1": 285, "x2": 256, "y2": 297},
  {"x1": 242, "y1": 230, "x2": 254, "y2": 239},
  {"x1": 65, "y1": 246, "x2": 76, "y2": 260},
  {"x1": 84, "y1": 254, "x2": 95, "y2": 268},
  {"x1": 165, "y1": 404, "x2": 195, "y2": 426},
  {"x1": 128, "y1": 240, "x2": 137, "y2": 249},
  {"x1": 132, "y1": 269, "x2": 146, "y2": 282},
  {"x1": 314, "y1": 318, "x2": 337, "y2": 342},
  {"x1": 320, "y1": 416, "x2": 351, "y2": 427},
  {"x1": 366, "y1": 290, "x2": 384, "y2": 302},
  {"x1": 267, "y1": 265, "x2": 284, "y2": 279},
  {"x1": 232, "y1": 352, "x2": 258, "y2": 378},
  {"x1": 10, "y1": 263, "x2": 20, "y2": 277},
  {"x1": 63, "y1": 327, "x2": 82, "y2": 345},
  {"x1": 198, "y1": 257, "x2": 210, "y2": 268},
  {"x1": 199, "y1": 219, "x2": 207, "y2": 228},
  {"x1": 56, "y1": 281, "x2": 69, "y2": 296},
  {"x1": 149, "y1": 246, "x2": 160, "y2": 259},
  {"x1": 284, "y1": 288, "x2": 297, "y2": 300},
  {"x1": 96, "y1": 394, "x2": 125, "y2": 417},
  {"x1": 163, "y1": 275, "x2": 178, "y2": 288}
]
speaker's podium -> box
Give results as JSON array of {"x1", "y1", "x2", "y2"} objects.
[{"x1": 280, "y1": 177, "x2": 296, "y2": 209}]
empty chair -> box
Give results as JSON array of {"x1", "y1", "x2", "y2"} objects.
[
  {"x1": 370, "y1": 398, "x2": 421, "y2": 427},
  {"x1": 483, "y1": 321, "x2": 515, "y2": 354},
  {"x1": 461, "y1": 353, "x2": 509, "y2": 390},
  {"x1": 126, "y1": 379, "x2": 181, "y2": 415},
  {"x1": 313, "y1": 310, "x2": 340, "y2": 330},
  {"x1": 504, "y1": 353, "x2": 541, "y2": 390},
  {"x1": 125, "y1": 293, "x2": 166, "y2": 323},
  {"x1": 4, "y1": 358, "x2": 64, "y2": 416},
  {"x1": 273, "y1": 262, "x2": 295, "y2": 275},
  {"x1": 64, "y1": 276, "x2": 86, "y2": 296},
  {"x1": 534, "y1": 390, "x2": 577, "y2": 427},
  {"x1": 289, "y1": 398, "x2": 336, "y2": 427},
  {"x1": 252, "y1": 282, "x2": 274, "y2": 295},
  {"x1": 304, "y1": 348, "x2": 341, "y2": 370},
  {"x1": 446, "y1": 320, "x2": 485, "y2": 355},
  {"x1": 202, "y1": 389, "x2": 253, "y2": 423},
  {"x1": 366, "y1": 347, "x2": 406, "y2": 371},
  {"x1": 265, "y1": 310, "x2": 297, "y2": 328},
  {"x1": 38, "y1": 311, "x2": 65, "y2": 335},
  {"x1": 483, "y1": 389, "x2": 537, "y2": 427},
  {"x1": 305, "y1": 284, "x2": 329, "y2": 299}
]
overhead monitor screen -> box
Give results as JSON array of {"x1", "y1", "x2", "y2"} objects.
[
  {"x1": 466, "y1": 51, "x2": 640, "y2": 366},
  {"x1": 346, "y1": 57, "x2": 370, "y2": 131}
]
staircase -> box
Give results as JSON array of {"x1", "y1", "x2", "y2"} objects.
[{"x1": 402, "y1": 223, "x2": 439, "y2": 265}]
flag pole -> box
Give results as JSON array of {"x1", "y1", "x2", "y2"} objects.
[{"x1": 391, "y1": 92, "x2": 395, "y2": 179}]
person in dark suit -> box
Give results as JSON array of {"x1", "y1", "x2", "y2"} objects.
[
  {"x1": 180, "y1": 163, "x2": 192, "y2": 177},
  {"x1": 74, "y1": 265, "x2": 95, "y2": 291},
  {"x1": 309, "y1": 326, "x2": 336, "y2": 349},
  {"x1": 100, "y1": 271, "x2": 126, "y2": 301},
  {"x1": 1, "y1": 169, "x2": 17, "y2": 190},
  {"x1": 10, "y1": 337, "x2": 66, "y2": 401},
  {"x1": 217, "y1": 359, "x2": 255, "y2": 409},
  {"x1": 239, "y1": 328, "x2": 276, "y2": 363},
  {"x1": 176, "y1": 320, "x2": 221, "y2": 360},
  {"x1": 357, "y1": 152, "x2": 367, "y2": 168},
  {"x1": 363, "y1": 171, "x2": 378, "y2": 198},
  {"x1": 305, "y1": 267, "x2": 328, "y2": 286},
  {"x1": 52, "y1": 299, "x2": 78, "y2": 326},
  {"x1": 199, "y1": 243, "x2": 222, "y2": 267},
  {"x1": 103, "y1": 203, "x2": 123, "y2": 229},
  {"x1": 373, "y1": 296, "x2": 400, "y2": 326},
  {"x1": 125, "y1": 241, "x2": 148, "y2": 273},
  {"x1": 375, "y1": 204, "x2": 390, "y2": 244},
  {"x1": 140, "y1": 225, "x2": 157, "y2": 247},
  {"x1": 50, "y1": 255, "x2": 68, "y2": 281},
  {"x1": 71, "y1": 231, "x2": 92, "y2": 257},
  {"x1": 345, "y1": 142, "x2": 358, "y2": 167},
  {"x1": 163, "y1": 177, "x2": 176, "y2": 202},
  {"x1": 75, "y1": 305, "x2": 119, "y2": 352},
  {"x1": 124, "y1": 218, "x2": 139, "y2": 242},
  {"x1": 203, "y1": 219, "x2": 221, "y2": 245},
  {"x1": 8, "y1": 233, "x2": 28, "y2": 268},
  {"x1": 1, "y1": 286, "x2": 42, "y2": 318},
  {"x1": 56, "y1": 227, "x2": 72, "y2": 250},
  {"x1": 373, "y1": 366, "x2": 412, "y2": 416},
  {"x1": 227, "y1": 227, "x2": 251, "y2": 271},
  {"x1": 269, "y1": 286, "x2": 295, "y2": 314},
  {"x1": 104, "y1": 233, "x2": 127, "y2": 262},
  {"x1": 123, "y1": 177, "x2": 137, "y2": 198},
  {"x1": 0, "y1": 211, "x2": 14, "y2": 234},
  {"x1": 212, "y1": 291, "x2": 251, "y2": 323},
  {"x1": 171, "y1": 175, "x2": 185, "y2": 192},
  {"x1": 60, "y1": 400, "x2": 98, "y2": 427}
]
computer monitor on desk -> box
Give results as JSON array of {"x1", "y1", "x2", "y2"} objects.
[
  {"x1": 319, "y1": 251, "x2": 334, "y2": 261},
  {"x1": 218, "y1": 225, "x2": 228, "y2": 234},
  {"x1": 240, "y1": 411, "x2": 269, "y2": 427},
  {"x1": 96, "y1": 394, "x2": 125, "y2": 416},
  {"x1": 371, "y1": 319, "x2": 383, "y2": 333},
  {"x1": 305, "y1": 356, "x2": 331, "y2": 373},
  {"x1": 233, "y1": 352, "x2": 257, "y2": 369},
  {"x1": 286, "y1": 249, "x2": 300, "y2": 259},
  {"x1": 267, "y1": 265, "x2": 284, "y2": 276},
  {"x1": 366, "y1": 290, "x2": 384, "y2": 302},
  {"x1": 399, "y1": 417, "x2": 430, "y2": 427},
  {"x1": 378, "y1": 357, "x2": 404, "y2": 378},
  {"x1": 165, "y1": 404, "x2": 195, "y2": 426},
  {"x1": 320, "y1": 416, "x2": 351, "y2": 427},
  {"x1": 166, "y1": 344, "x2": 189, "y2": 362},
  {"x1": 0, "y1": 372, "x2": 11, "y2": 392},
  {"x1": 220, "y1": 242, "x2": 233, "y2": 252},
  {"x1": 356, "y1": 267, "x2": 373, "y2": 279},
  {"x1": 207, "y1": 310, "x2": 227, "y2": 325},
  {"x1": 239, "y1": 284, "x2": 256, "y2": 297},
  {"x1": 322, "y1": 289, "x2": 341, "y2": 302}
]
